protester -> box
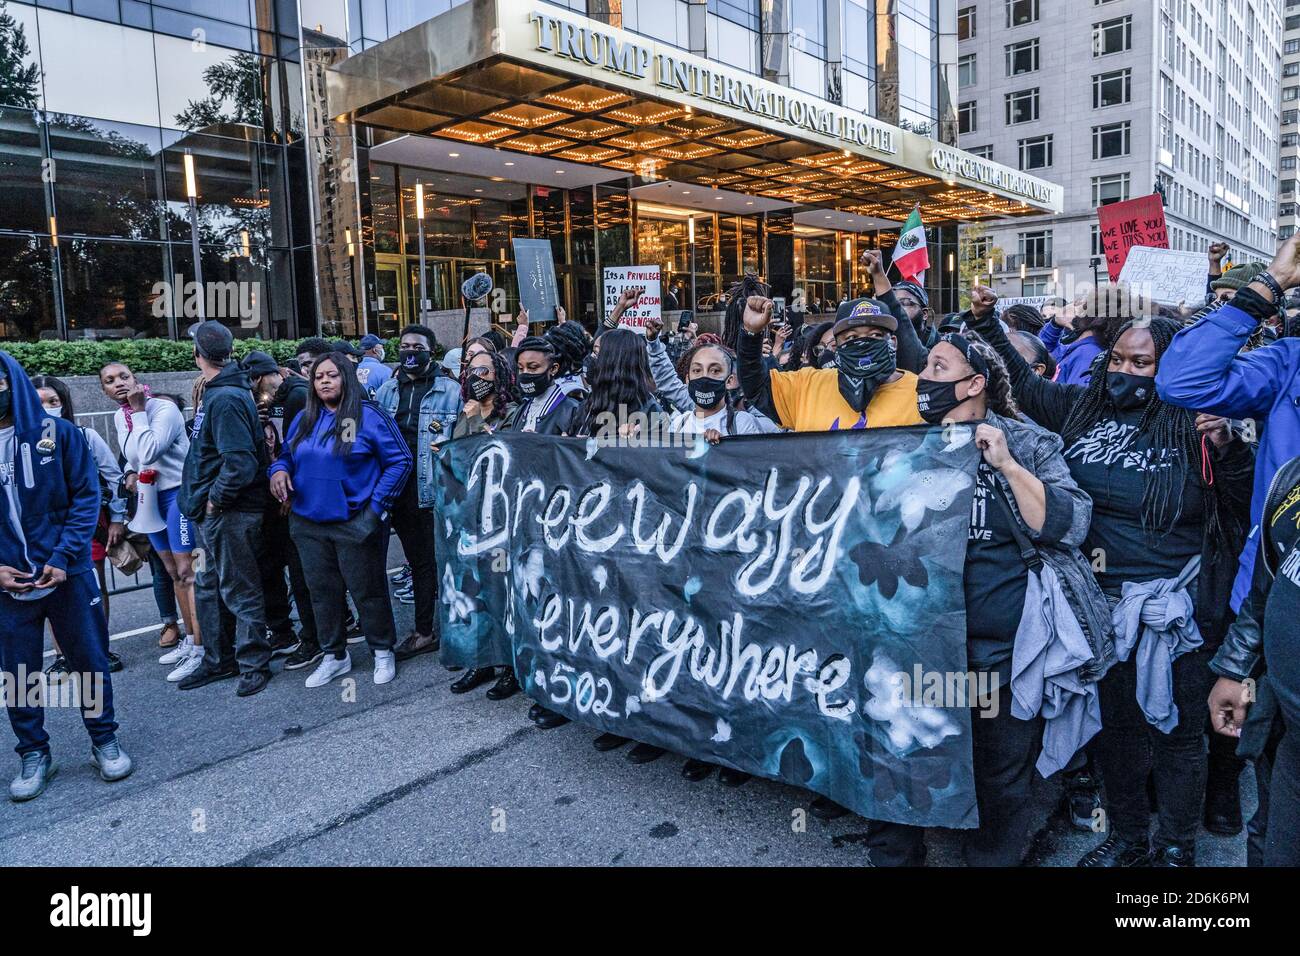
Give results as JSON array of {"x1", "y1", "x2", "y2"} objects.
[
  {"x1": 1035, "y1": 287, "x2": 1129, "y2": 386},
  {"x1": 270, "y1": 352, "x2": 411, "y2": 688},
  {"x1": 1156, "y1": 233, "x2": 1300, "y2": 614},
  {"x1": 0, "y1": 352, "x2": 131, "y2": 800},
  {"x1": 1207, "y1": 454, "x2": 1300, "y2": 866},
  {"x1": 357, "y1": 333, "x2": 393, "y2": 398},
  {"x1": 102, "y1": 360, "x2": 201, "y2": 680},
  {"x1": 175, "y1": 321, "x2": 276, "y2": 697},
  {"x1": 893, "y1": 278, "x2": 939, "y2": 349},
  {"x1": 32, "y1": 377, "x2": 126, "y2": 674},
  {"x1": 863, "y1": 331, "x2": 1106, "y2": 865},
  {"x1": 507, "y1": 337, "x2": 581, "y2": 435},
  {"x1": 964, "y1": 285, "x2": 1254, "y2": 867},
  {"x1": 1001, "y1": 303, "x2": 1046, "y2": 335},
  {"x1": 243, "y1": 351, "x2": 320, "y2": 670},
  {"x1": 296, "y1": 337, "x2": 332, "y2": 374},
  {"x1": 738, "y1": 293, "x2": 922, "y2": 432},
  {"x1": 574, "y1": 328, "x2": 663, "y2": 440},
  {"x1": 545, "y1": 321, "x2": 592, "y2": 398},
  {"x1": 1011, "y1": 330, "x2": 1057, "y2": 380},
  {"x1": 375, "y1": 325, "x2": 462, "y2": 664}
]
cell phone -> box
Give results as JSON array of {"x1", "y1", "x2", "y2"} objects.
[{"x1": 678, "y1": 310, "x2": 694, "y2": 332}]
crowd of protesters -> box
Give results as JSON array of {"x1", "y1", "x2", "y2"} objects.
[{"x1": 3, "y1": 231, "x2": 1299, "y2": 872}]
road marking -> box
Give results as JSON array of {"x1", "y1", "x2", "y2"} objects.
[{"x1": 42, "y1": 623, "x2": 160, "y2": 659}]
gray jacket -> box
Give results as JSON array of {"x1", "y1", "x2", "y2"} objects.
[
  {"x1": 646, "y1": 336, "x2": 781, "y2": 433},
  {"x1": 985, "y1": 409, "x2": 1117, "y2": 682}
]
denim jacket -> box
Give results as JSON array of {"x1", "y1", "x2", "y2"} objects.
[{"x1": 375, "y1": 371, "x2": 463, "y2": 508}]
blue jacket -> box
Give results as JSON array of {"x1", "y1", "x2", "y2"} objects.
[
  {"x1": 1155, "y1": 292, "x2": 1300, "y2": 610},
  {"x1": 375, "y1": 370, "x2": 462, "y2": 508},
  {"x1": 0, "y1": 350, "x2": 100, "y2": 577},
  {"x1": 1039, "y1": 323, "x2": 1103, "y2": 386},
  {"x1": 357, "y1": 357, "x2": 393, "y2": 399},
  {"x1": 269, "y1": 402, "x2": 412, "y2": 524}
]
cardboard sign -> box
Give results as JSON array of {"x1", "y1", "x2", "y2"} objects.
[
  {"x1": 1097, "y1": 194, "x2": 1168, "y2": 280},
  {"x1": 603, "y1": 265, "x2": 662, "y2": 333},
  {"x1": 511, "y1": 238, "x2": 560, "y2": 322},
  {"x1": 1117, "y1": 246, "x2": 1209, "y2": 307}
]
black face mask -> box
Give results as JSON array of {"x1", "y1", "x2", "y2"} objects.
[
  {"x1": 582, "y1": 355, "x2": 596, "y2": 380},
  {"x1": 1106, "y1": 371, "x2": 1154, "y2": 412},
  {"x1": 915, "y1": 374, "x2": 976, "y2": 424},
  {"x1": 0, "y1": 390, "x2": 10, "y2": 421},
  {"x1": 465, "y1": 375, "x2": 494, "y2": 402},
  {"x1": 688, "y1": 376, "x2": 727, "y2": 409},
  {"x1": 815, "y1": 348, "x2": 837, "y2": 369},
  {"x1": 401, "y1": 349, "x2": 431, "y2": 373},
  {"x1": 517, "y1": 369, "x2": 553, "y2": 399},
  {"x1": 727, "y1": 385, "x2": 743, "y2": 404},
  {"x1": 835, "y1": 336, "x2": 896, "y2": 413}
]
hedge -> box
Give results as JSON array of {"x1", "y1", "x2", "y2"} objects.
[{"x1": 4, "y1": 337, "x2": 419, "y2": 377}]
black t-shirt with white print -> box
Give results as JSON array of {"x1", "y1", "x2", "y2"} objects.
[
  {"x1": 1063, "y1": 408, "x2": 1204, "y2": 596},
  {"x1": 964, "y1": 460, "x2": 1028, "y2": 675}
]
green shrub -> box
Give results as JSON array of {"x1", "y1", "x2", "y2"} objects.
[{"x1": 3, "y1": 337, "x2": 417, "y2": 377}]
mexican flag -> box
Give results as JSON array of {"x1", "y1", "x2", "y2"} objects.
[{"x1": 892, "y1": 206, "x2": 930, "y2": 282}]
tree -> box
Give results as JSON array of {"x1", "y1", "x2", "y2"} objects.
[
  {"x1": 0, "y1": 0, "x2": 40, "y2": 110},
  {"x1": 173, "y1": 52, "x2": 265, "y2": 131},
  {"x1": 956, "y1": 223, "x2": 1004, "y2": 311}
]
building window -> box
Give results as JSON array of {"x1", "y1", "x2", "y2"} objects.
[
  {"x1": 1023, "y1": 276, "x2": 1049, "y2": 295},
  {"x1": 1005, "y1": 0, "x2": 1038, "y2": 27},
  {"x1": 1285, "y1": 110, "x2": 1299, "y2": 127},
  {"x1": 1092, "y1": 16, "x2": 1131, "y2": 56},
  {"x1": 958, "y1": 53, "x2": 977, "y2": 88},
  {"x1": 1284, "y1": 157, "x2": 1298, "y2": 171},
  {"x1": 1005, "y1": 39, "x2": 1039, "y2": 76},
  {"x1": 958, "y1": 100, "x2": 977, "y2": 134},
  {"x1": 1280, "y1": 203, "x2": 1297, "y2": 218},
  {"x1": 1286, "y1": 87, "x2": 1300, "y2": 103},
  {"x1": 1287, "y1": 39, "x2": 1300, "y2": 55},
  {"x1": 1018, "y1": 231, "x2": 1052, "y2": 267},
  {"x1": 1005, "y1": 88, "x2": 1040, "y2": 125},
  {"x1": 1090, "y1": 224, "x2": 1102, "y2": 257},
  {"x1": 1285, "y1": 62, "x2": 1299, "y2": 78},
  {"x1": 1092, "y1": 172, "x2": 1130, "y2": 206},
  {"x1": 1092, "y1": 121, "x2": 1131, "y2": 158},
  {"x1": 1018, "y1": 135, "x2": 1052, "y2": 170},
  {"x1": 1093, "y1": 69, "x2": 1131, "y2": 108},
  {"x1": 967, "y1": 144, "x2": 993, "y2": 159},
  {"x1": 958, "y1": 5, "x2": 976, "y2": 40}
]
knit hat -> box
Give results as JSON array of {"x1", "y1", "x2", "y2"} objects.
[{"x1": 1210, "y1": 262, "x2": 1268, "y2": 292}]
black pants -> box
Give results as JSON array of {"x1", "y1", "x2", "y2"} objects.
[
  {"x1": 389, "y1": 474, "x2": 437, "y2": 636},
  {"x1": 1264, "y1": 723, "x2": 1300, "y2": 866},
  {"x1": 259, "y1": 505, "x2": 318, "y2": 647},
  {"x1": 193, "y1": 511, "x2": 271, "y2": 676},
  {"x1": 290, "y1": 508, "x2": 395, "y2": 657},
  {"x1": 863, "y1": 684, "x2": 1043, "y2": 866},
  {"x1": 1092, "y1": 649, "x2": 1214, "y2": 851}
]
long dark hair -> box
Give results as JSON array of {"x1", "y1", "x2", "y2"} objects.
[
  {"x1": 722, "y1": 273, "x2": 770, "y2": 350},
  {"x1": 291, "y1": 352, "x2": 364, "y2": 456},
  {"x1": 1060, "y1": 317, "x2": 1223, "y2": 542},
  {"x1": 577, "y1": 328, "x2": 655, "y2": 435},
  {"x1": 1011, "y1": 330, "x2": 1058, "y2": 380},
  {"x1": 31, "y1": 375, "x2": 75, "y2": 421},
  {"x1": 458, "y1": 349, "x2": 516, "y2": 420}
]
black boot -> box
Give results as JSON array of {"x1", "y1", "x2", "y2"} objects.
[
  {"x1": 593, "y1": 732, "x2": 630, "y2": 751},
  {"x1": 485, "y1": 669, "x2": 520, "y2": 701},
  {"x1": 627, "y1": 742, "x2": 666, "y2": 764},
  {"x1": 533, "y1": 707, "x2": 570, "y2": 729},
  {"x1": 450, "y1": 667, "x2": 495, "y2": 694},
  {"x1": 1203, "y1": 755, "x2": 1244, "y2": 836},
  {"x1": 681, "y1": 758, "x2": 714, "y2": 781},
  {"x1": 1062, "y1": 758, "x2": 1103, "y2": 832},
  {"x1": 718, "y1": 767, "x2": 751, "y2": 787},
  {"x1": 1077, "y1": 835, "x2": 1150, "y2": 868},
  {"x1": 528, "y1": 702, "x2": 544, "y2": 722},
  {"x1": 1150, "y1": 844, "x2": 1195, "y2": 867}
]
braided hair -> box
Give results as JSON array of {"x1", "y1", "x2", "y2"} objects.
[
  {"x1": 1060, "y1": 316, "x2": 1225, "y2": 544},
  {"x1": 961, "y1": 332, "x2": 1019, "y2": 419},
  {"x1": 544, "y1": 322, "x2": 591, "y2": 376},
  {"x1": 721, "y1": 273, "x2": 769, "y2": 351}
]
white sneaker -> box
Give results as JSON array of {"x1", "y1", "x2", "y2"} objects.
[
  {"x1": 165, "y1": 646, "x2": 204, "y2": 682},
  {"x1": 159, "y1": 636, "x2": 193, "y2": 666},
  {"x1": 346, "y1": 633, "x2": 366, "y2": 645},
  {"x1": 373, "y1": 650, "x2": 396, "y2": 685},
  {"x1": 305, "y1": 652, "x2": 352, "y2": 688}
]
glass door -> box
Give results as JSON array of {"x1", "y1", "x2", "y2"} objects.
[{"x1": 373, "y1": 257, "x2": 406, "y2": 338}]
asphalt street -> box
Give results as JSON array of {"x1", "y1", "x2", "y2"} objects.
[{"x1": 0, "y1": 555, "x2": 1251, "y2": 867}]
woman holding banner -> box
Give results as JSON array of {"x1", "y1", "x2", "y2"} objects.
[
  {"x1": 861, "y1": 331, "x2": 1107, "y2": 866},
  {"x1": 963, "y1": 286, "x2": 1254, "y2": 868}
]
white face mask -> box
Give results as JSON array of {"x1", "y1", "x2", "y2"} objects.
[{"x1": 45, "y1": 405, "x2": 63, "y2": 418}]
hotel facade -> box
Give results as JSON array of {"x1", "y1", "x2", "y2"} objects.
[{"x1": 0, "y1": 0, "x2": 1059, "y2": 342}]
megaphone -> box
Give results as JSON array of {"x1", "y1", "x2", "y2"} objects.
[
  {"x1": 460, "y1": 271, "x2": 495, "y2": 344},
  {"x1": 129, "y1": 468, "x2": 167, "y2": 535}
]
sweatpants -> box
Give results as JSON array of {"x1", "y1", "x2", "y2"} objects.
[
  {"x1": 388, "y1": 474, "x2": 437, "y2": 636},
  {"x1": 1091, "y1": 648, "x2": 1214, "y2": 851},
  {"x1": 192, "y1": 511, "x2": 271, "y2": 676},
  {"x1": 0, "y1": 571, "x2": 118, "y2": 756},
  {"x1": 863, "y1": 683, "x2": 1043, "y2": 866},
  {"x1": 290, "y1": 508, "x2": 396, "y2": 658}
]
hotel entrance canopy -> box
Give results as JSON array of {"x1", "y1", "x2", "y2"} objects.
[{"x1": 328, "y1": 0, "x2": 1063, "y2": 224}]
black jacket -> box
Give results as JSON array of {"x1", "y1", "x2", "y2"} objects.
[
  {"x1": 271, "y1": 375, "x2": 308, "y2": 438},
  {"x1": 504, "y1": 389, "x2": 582, "y2": 435},
  {"x1": 180, "y1": 363, "x2": 270, "y2": 518},
  {"x1": 964, "y1": 306, "x2": 1255, "y2": 652}
]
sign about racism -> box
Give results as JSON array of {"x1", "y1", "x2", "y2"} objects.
[
  {"x1": 602, "y1": 266, "x2": 662, "y2": 333},
  {"x1": 1096, "y1": 194, "x2": 1169, "y2": 280},
  {"x1": 512, "y1": 238, "x2": 561, "y2": 322},
  {"x1": 433, "y1": 427, "x2": 983, "y2": 828},
  {"x1": 1117, "y1": 246, "x2": 1209, "y2": 307}
]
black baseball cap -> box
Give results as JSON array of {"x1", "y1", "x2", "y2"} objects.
[
  {"x1": 831, "y1": 298, "x2": 897, "y2": 337},
  {"x1": 188, "y1": 320, "x2": 233, "y2": 360}
]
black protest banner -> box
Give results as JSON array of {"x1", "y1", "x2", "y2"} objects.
[{"x1": 434, "y1": 427, "x2": 982, "y2": 828}]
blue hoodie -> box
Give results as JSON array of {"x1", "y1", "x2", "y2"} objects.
[
  {"x1": 1039, "y1": 322, "x2": 1104, "y2": 386},
  {"x1": 269, "y1": 401, "x2": 412, "y2": 524},
  {"x1": 1155, "y1": 293, "x2": 1300, "y2": 610},
  {"x1": 0, "y1": 351, "x2": 100, "y2": 578}
]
